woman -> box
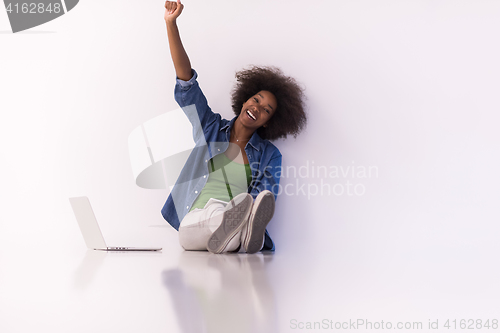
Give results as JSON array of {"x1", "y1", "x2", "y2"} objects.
[{"x1": 161, "y1": 0, "x2": 307, "y2": 254}]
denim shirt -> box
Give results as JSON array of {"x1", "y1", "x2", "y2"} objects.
[{"x1": 161, "y1": 69, "x2": 282, "y2": 251}]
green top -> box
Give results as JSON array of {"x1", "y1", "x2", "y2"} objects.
[{"x1": 189, "y1": 152, "x2": 252, "y2": 212}]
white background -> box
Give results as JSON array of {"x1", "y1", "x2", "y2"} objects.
[{"x1": 1, "y1": 0, "x2": 500, "y2": 332}]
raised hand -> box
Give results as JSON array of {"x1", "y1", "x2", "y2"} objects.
[
  {"x1": 164, "y1": 0, "x2": 191, "y2": 81},
  {"x1": 164, "y1": 0, "x2": 184, "y2": 23}
]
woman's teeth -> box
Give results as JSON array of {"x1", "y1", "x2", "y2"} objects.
[{"x1": 246, "y1": 110, "x2": 256, "y2": 120}]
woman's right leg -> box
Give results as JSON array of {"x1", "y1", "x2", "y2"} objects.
[
  {"x1": 178, "y1": 199, "x2": 226, "y2": 251},
  {"x1": 178, "y1": 193, "x2": 253, "y2": 252},
  {"x1": 206, "y1": 193, "x2": 253, "y2": 254}
]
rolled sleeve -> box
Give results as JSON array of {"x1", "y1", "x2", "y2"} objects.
[
  {"x1": 176, "y1": 69, "x2": 198, "y2": 89},
  {"x1": 174, "y1": 68, "x2": 219, "y2": 143}
]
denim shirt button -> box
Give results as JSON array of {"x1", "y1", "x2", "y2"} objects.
[
  {"x1": 186, "y1": 206, "x2": 189, "y2": 209},
  {"x1": 195, "y1": 191, "x2": 198, "y2": 194},
  {"x1": 203, "y1": 175, "x2": 207, "y2": 178},
  {"x1": 205, "y1": 160, "x2": 207, "y2": 163},
  {"x1": 218, "y1": 149, "x2": 220, "y2": 151}
]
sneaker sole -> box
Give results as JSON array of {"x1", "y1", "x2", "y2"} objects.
[
  {"x1": 244, "y1": 192, "x2": 275, "y2": 254},
  {"x1": 207, "y1": 194, "x2": 253, "y2": 254}
]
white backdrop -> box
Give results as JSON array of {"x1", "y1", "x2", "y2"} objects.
[{"x1": 1, "y1": 0, "x2": 500, "y2": 330}]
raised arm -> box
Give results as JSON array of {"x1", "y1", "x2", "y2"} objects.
[{"x1": 164, "y1": 0, "x2": 192, "y2": 81}]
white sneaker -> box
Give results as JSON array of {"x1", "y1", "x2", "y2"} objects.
[
  {"x1": 242, "y1": 190, "x2": 275, "y2": 254},
  {"x1": 206, "y1": 193, "x2": 253, "y2": 254}
]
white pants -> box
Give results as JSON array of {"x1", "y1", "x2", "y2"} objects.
[{"x1": 179, "y1": 198, "x2": 248, "y2": 252}]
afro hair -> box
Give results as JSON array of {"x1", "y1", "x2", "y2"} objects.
[{"x1": 231, "y1": 66, "x2": 307, "y2": 141}]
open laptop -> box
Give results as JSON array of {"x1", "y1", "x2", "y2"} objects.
[{"x1": 69, "y1": 196, "x2": 162, "y2": 251}]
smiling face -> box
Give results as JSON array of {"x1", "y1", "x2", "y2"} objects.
[{"x1": 238, "y1": 90, "x2": 278, "y2": 131}]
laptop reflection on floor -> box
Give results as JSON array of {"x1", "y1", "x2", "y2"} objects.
[{"x1": 69, "y1": 196, "x2": 162, "y2": 251}]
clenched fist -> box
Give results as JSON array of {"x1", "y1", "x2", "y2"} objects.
[{"x1": 164, "y1": 0, "x2": 184, "y2": 23}]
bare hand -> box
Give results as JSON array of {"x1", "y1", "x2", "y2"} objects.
[{"x1": 164, "y1": 0, "x2": 184, "y2": 22}]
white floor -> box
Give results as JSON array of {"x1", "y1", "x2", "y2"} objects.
[{"x1": 1, "y1": 232, "x2": 499, "y2": 333}]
